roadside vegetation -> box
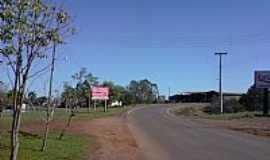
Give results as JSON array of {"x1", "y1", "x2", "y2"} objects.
[
  {"x1": 173, "y1": 85, "x2": 269, "y2": 118},
  {"x1": 0, "y1": 106, "x2": 127, "y2": 160},
  {"x1": 172, "y1": 85, "x2": 270, "y2": 137}
]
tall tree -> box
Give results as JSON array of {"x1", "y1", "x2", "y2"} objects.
[
  {"x1": 127, "y1": 79, "x2": 159, "y2": 104},
  {"x1": 0, "y1": 1, "x2": 73, "y2": 159},
  {"x1": 84, "y1": 73, "x2": 98, "y2": 112},
  {"x1": 59, "y1": 82, "x2": 76, "y2": 139},
  {"x1": 71, "y1": 68, "x2": 98, "y2": 112},
  {"x1": 27, "y1": 91, "x2": 37, "y2": 104}
]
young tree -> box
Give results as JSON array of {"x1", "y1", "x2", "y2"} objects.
[
  {"x1": 41, "y1": 4, "x2": 74, "y2": 152},
  {"x1": 59, "y1": 82, "x2": 76, "y2": 140},
  {"x1": 72, "y1": 68, "x2": 98, "y2": 112},
  {"x1": 0, "y1": 1, "x2": 73, "y2": 159}
]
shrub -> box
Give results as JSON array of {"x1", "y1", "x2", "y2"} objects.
[
  {"x1": 204, "y1": 96, "x2": 245, "y2": 114},
  {"x1": 239, "y1": 85, "x2": 264, "y2": 111}
]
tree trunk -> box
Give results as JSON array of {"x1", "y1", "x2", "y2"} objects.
[
  {"x1": 10, "y1": 53, "x2": 21, "y2": 160},
  {"x1": 41, "y1": 43, "x2": 56, "y2": 151},
  {"x1": 88, "y1": 95, "x2": 91, "y2": 113},
  {"x1": 0, "y1": 110, "x2": 3, "y2": 118},
  {"x1": 59, "y1": 110, "x2": 75, "y2": 140},
  {"x1": 10, "y1": 108, "x2": 22, "y2": 160},
  {"x1": 41, "y1": 113, "x2": 50, "y2": 151}
]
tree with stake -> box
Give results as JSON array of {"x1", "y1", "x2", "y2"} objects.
[
  {"x1": 0, "y1": 1, "x2": 73, "y2": 159},
  {"x1": 41, "y1": 6, "x2": 74, "y2": 152}
]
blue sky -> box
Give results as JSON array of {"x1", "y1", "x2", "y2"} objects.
[{"x1": 3, "y1": 0, "x2": 270, "y2": 96}]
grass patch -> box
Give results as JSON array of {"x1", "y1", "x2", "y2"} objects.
[
  {"x1": 174, "y1": 107, "x2": 201, "y2": 117},
  {"x1": 0, "y1": 132, "x2": 93, "y2": 160},
  {"x1": 74, "y1": 107, "x2": 129, "y2": 120},
  {"x1": 173, "y1": 103, "x2": 258, "y2": 120},
  {"x1": 198, "y1": 112, "x2": 256, "y2": 120}
]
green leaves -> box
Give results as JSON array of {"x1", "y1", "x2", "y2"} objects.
[
  {"x1": 0, "y1": 7, "x2": 14, "y2": 22},
  {"x1": 127, "y1": 79, "x2": 159, "y2": 104},
  {"x1": 0, "y1": 25, "x2": 14, "y2": 43},
  {"x1": 0, "y1": 45, "x2": 16, "y2": 55},
  {"x1": 57, "y1": 11, "x2": 69, "y2": 24}
]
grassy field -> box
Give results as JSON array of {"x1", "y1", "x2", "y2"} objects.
[
  {"x1": 1, "y1": 107, "x2": 128, "y2": 127},
  {"x1": 0, "y1": 106, "x2": 129, "y2": 160}
]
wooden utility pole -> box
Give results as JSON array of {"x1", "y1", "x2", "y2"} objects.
[
  {"x1": 263, "y1": 88, "x2": 269, "y2": 116},
  {"x1": 215, "y1": 52, "x2": 227, "y2": 113},
  {"x1": 168, "y1": 87, "x2": 171, "y2": 101}
]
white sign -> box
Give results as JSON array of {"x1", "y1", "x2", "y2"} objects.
[
  {"x1": 255, "y1": 71, "x2": 270, "y2": 88},
  {"x1": 91, "y1": 87, "x2": 109, "y2": 100}
]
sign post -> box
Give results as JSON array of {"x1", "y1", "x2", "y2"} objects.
[
  {"x1": 255, "y1": 71, "x2": 270, "y2": 116},
  {"x1": 104, "y1": 99, "x2": 107, "y2": 112},
  {"x1": 91, "y1": 87, "x2": 109, "y2": 112},
  {"x1": 94, "y1": 100, "x2": 96, "y2": 111}
]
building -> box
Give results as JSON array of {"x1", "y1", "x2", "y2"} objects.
[{"x1": 169, "y1": 91, "x2": 243, "y2": 103}]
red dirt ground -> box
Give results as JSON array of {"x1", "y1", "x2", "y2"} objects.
[
  {"x1": 197, "y1": 117, "x2": 270, "y2": 138},
  {"x1": 19, "y1": 115, "x2": 142, "y2": 160}
]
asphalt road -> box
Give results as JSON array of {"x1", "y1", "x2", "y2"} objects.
[{"x1": 127, "y1": 104, "x2": 270, "y2": 160}]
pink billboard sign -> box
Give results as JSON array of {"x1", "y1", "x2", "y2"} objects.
[{"x1": 91, "y1": 87, "x2": 109, "y2": 100}]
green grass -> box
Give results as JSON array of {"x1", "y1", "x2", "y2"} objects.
[
  {"x1": 74, "y1": 107, "x2": 129, "y2": 120},
  {"x1": 0, "y1": 106, "x2": 130, "y2": 160},
  {"x1": 0, "y1": 132, "x2": 93, "y2": 160},
  {"x1": 1, "y1": 107, "x2": 129, "y2": 127},
  {"x1": 173, "y1": 104, "x2": 258, "y2": 120},
  {"x1": 198, "y1": 111, "x2": 257, "y2": 120}
]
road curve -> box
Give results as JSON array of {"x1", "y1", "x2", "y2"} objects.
[{"x1": 127, "y1": 104, "x2": 270, "y2": 160}]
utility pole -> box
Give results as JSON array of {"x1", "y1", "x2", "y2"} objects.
[
  {"x1": 168, "y1": 87, "x2": 171, "y2": 101},
  {"x1": 215, "y1": 52, "x2": 227, "y2": 113}
]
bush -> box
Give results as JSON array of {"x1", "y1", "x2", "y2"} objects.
[
  {"x1": 204, "y1": 96, "x2": 220, "y2": 113},
  {"x1": 239, "y1": 85, "x2": 264, "y2": 111},
  {"x1": 204, "y1": 96, "x2": 245, "y2": 114},
  {"x1": 224, "y1": 99, "x2": 245, "y2": 113}
]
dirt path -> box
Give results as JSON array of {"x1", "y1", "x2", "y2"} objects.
[
  {"x1": 86, "y1": 117, "x2": 141, "y2": 160},
  {"x1": 64, "y1": 115, "x2": 142, "y2": 160}
]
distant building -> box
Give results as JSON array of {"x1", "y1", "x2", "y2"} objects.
[
  {"x1": 223, "y1": 92, "x2": 244, "y2": 101},
  {"x1": 169, "y1": 91, "x2": 243, "y2": 103}
]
